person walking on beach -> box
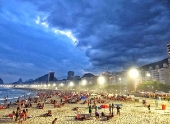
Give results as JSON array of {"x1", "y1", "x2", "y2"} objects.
[
  {"x1": 95, "y1": 105, "x2": 98, "y2": 113},
  {"x1": 15, "y1": 110, "x2": 20, "y2": 122},
  {"x1": 111, "y1": 103, "x2": 114, "y2": 113},
  {"x1": 116, "y1": 105, "x2": 121, "y2": 116},
  {"x1": 109, "y1": 104, "x2": 112, "y2": 114},
  {"x1": 88, "y1": 100, "x2": 90, "y2": 106},
  {"x1": 89, "y1": 105, "x2": 92, "y2": 116},
  {"x1": 147, "y1": 104, "x2": 151, "y2": 112}
]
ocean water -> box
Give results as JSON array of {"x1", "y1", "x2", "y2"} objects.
[{"x1": 0, "y1": 87, "x2": 35, "y2": 104}]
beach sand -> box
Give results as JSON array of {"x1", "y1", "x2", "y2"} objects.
[{"x1": 0, "y1": 94, "x2": 170, "y2": 124}]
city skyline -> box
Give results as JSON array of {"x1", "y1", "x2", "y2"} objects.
[{"x1": 0, "y1": 0, "x2": 170, "y2": 83}]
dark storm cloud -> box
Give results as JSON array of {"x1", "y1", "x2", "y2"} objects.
[
  {"x1": 22, "y1": 0, "x2": 170, "y2": 73},
  {"x1": 0, "y1": 0, "x2": 168, "y2": 82}
]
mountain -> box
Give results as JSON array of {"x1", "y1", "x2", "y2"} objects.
[
  {"x1": 12, "y1": 78, "x2": 23, "y2": 84},
  {"x1": 0, "y1": 78, "x2": 4, "y2": 84},
  {"x1": 24, "y1": 74, "x2": 57, "y2": 84}
]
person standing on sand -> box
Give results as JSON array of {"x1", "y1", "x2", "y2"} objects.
[
  {"x1": 95, "y1": 105, "x2": 98, "y2": 113},
  {"x1": 89, "y1": 105, "x2": 92, "y2": 116},
  {"x1": 109, "y1": 104, "x2": 112, "y2": 114},
  {"x1": 111, "y1": 103, "x2": 114, "y2": 113},
  {"x1": 116, "y1": 105, "x2": 121, "y2": 116},
  {"x1": 147, "y1": 104, "x2": 151, "y2": 112}
]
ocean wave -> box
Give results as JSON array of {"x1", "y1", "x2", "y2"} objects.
[{"x1": 7, "y1": 98, "x2": 13, "y2": 99}]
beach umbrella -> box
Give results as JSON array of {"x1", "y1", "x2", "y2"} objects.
[
  {"x1": 100, "y1": 104, "x2": 109, "y2": 109},
  {"x1": 81, "y1": 96, "x2": 87, "y2": 100},
  {"x1": 114, "y1": 104, "x2": 123, "y2": 107},
  {"x1": 100, "y1": 104, "x2": 109, "y2": 111}
]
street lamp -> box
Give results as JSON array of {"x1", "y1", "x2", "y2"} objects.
[
  {"x1": 97, "y1": 76, "x2": 105, "y2": 85},
  {"x1": 129, "y1": 68, "x2": 139, "y2": 91},
  {"x1": 146, "y1": 72, "x2": 151, "y2": 81},
  {"x1": 60, "y1": 83, "x2": 64, "y2": 87},
  {"x1": 119, "y1": 78, "x2": 121, "y2": 95},
  {"x1": 82, "y1": 79, "x2": 87, "y2": 86},
  {"x1": 69, "y1": 82, "x2": 74, "y2": 89}
]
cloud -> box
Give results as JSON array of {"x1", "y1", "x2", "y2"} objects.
[{"x1": 1, "y1": 0, "x2": 170, "y2": 82}]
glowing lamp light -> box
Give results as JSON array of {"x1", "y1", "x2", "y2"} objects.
[
  {"x1": 70, "y1": 82, "x2": 74, "y2": 87},
  {"x1": 146, "y1": 73, "x2": 151, "y2": 77},
  {"x1": 60, "y1": 83, "x2": 64, "y2": 87},
  {"x1": 82, "y1": 79, "x2": 87, "y2": 86},
  {"x1": 53, "y1": 83, "x2": 56, "y2": 86},
  {"x1": 98, "y1": 76, "x2": 105, "y2": 85},
  {"x1": 129, "y1": 68, "x2": 139, "y2": 79}
]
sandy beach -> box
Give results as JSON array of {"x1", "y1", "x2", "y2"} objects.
[{"x1": 0, "y1": 91, "x2": 170, "y2": 124}]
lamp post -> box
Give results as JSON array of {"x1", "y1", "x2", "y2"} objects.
[
  {"x1": 82, "y1": 79, "x2": 87, "y2": 86},
  {"x1": 119, "y1": 78, "x2": 121, "y2": 95},
  {"x1": 146, "y1": 72, "x2": 151, "y2": 81},
  {"x1": 97, "y1": 76, "x2": 105, "y2": 90},
  {"x1": 69, "y1": 82, "x2": 74, "y2": 90},
  {"x1": 82, "y1": 79, "x2": 87, "y2": 91},
  {"x1": 129, "y1": 68, "x2": 139, "y2": 92}
]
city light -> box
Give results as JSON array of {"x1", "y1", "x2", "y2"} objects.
[
  {"x1": 129, "y1": 68, "x2": 139, "y2": 91},
  {"x1": 119, "y1": 78, "x2": 121, "y2": 94},
  {"x1": 129, "y1": 68, "x2": 139, "y2": 79},
  {"x1": 69, "y1": 82, "x2": 74, "y2": 87},
  {"x1": 60, "y1": 83, "x2": 64, "y2": 87},
  {"x1": 146, "y1": 72, "x2": 151, "y2": 77},
  {"x1": 97, "y1": 76, "x2": 105, "y2": 85},
  {"x1": 82, "y1": 79, "x2": 87, "y2": 86}
]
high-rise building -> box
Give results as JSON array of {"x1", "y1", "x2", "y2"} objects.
[
  {"x1": 48, "y1": 72, "x2": 55, "y2": 82},
  {"x1": 67, "y1": 71, "x2": 74, "y2": 80},
  {"x1": 167, "y1": 43, "x2": 170, "y2": 67}
]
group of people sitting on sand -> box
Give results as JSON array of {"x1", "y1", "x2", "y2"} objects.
[
  {"x1": 76, "y1": 114, "x2": 91, "y2": 121},
  {"x1": 37, "y1": 103, "x2": 44, "y2": 109},
  {"x1": 7, "y1": 106, "x2": 31, "y2": 124}
]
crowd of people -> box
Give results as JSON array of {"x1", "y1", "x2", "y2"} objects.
[{"x1": 1, "y1": 89, "x2": 168, "y2": 124}]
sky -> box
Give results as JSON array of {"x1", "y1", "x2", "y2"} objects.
[{"x1": 0, "y1": 0, "x2": 170, "y2": 83}]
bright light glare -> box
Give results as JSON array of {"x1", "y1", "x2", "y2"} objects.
[
  {"x1": 146, "y1": 73, "x2": 151, "y2": 77},
  {"x1": 98, "y1": 76, "x2": 105, "y2": 85},
  {"x1": 82, "y1": 79, "x2": 87, "y2": 86},
  {"x1": 53, "y1": 83, "x2": 56, "y2": 86},
  {"x1": 129, "y1": 68, "x2": 139, "y2": 79},
  {"x1": 60, "y1": 83, "x2": 64, "y2": 87},
  {"x1": 70, "y1": 82, "x2": 74, "y2": 87}
]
